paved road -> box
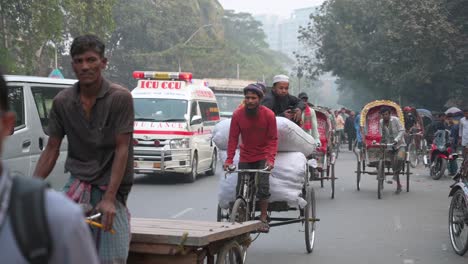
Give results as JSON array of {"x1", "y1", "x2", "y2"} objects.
[{"x1": 127, "y1": 149, "x2": 468, "y2": 263}]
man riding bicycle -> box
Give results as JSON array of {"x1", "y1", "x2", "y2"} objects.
[
  {"x1": 224, "y1": 83, "x2": 278, "y2": 233},
  {"x1": 379, "y1": 107, "x2": 406, "y2": 194}
]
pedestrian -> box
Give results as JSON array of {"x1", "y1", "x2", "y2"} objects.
[
  {"x1": 335, "y1": 110, "x2": 345, "y2": 146},
  {"x1": 459, "y1": 109, "x2": 468, "y2": 158},
  {"x1": 0, "y1": 70, "x2": 99, "y2": 264},
  {"x1": 224, "y1": 83, "x2": 278, "y2": 233},
  {"x1": 380, "y1": 106, "x2": 406, "y2": 194},
  {"x1": 447, "y1": 113, "x2": 459, "y2": 175},
  {"x1": 344, "y1": 111, "x2": 357, "y2": 151},
  {"x1": 33, "y1": 34, "x2": 134, "y2": 264},
  {"x1": 261, "y1": 74, "x2": 305, "y2": 125},
  {"x1": 298, "y1": 92, "x2": 320, "y2": 142}
]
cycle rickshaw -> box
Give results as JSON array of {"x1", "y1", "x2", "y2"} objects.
[
  {"x1": 217, "y1": 162, "x2": 319, "y2": 258},
  {"x1": 309, "y1": 106, "x2": 337, "y2": 199},
  {"x1": 354, "y1": 100, "x2": 411, "y2": 199}
]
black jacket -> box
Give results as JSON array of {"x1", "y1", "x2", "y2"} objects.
[{"x1": 261, "y1": 91, "x2": 305, "y2": 117}]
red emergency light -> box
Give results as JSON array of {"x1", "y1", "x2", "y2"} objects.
[{"x1": 132, "y1": 71, "x2": 193, "y2": 82}]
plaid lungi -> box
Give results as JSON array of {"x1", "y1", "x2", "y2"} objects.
[{"x1": 63, "y1": 177, "x2": 131, "y2": 264}]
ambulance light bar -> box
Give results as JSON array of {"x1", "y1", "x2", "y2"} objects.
[{"x1": 133, "y1": 71, "x2": 193, "y2": 81}]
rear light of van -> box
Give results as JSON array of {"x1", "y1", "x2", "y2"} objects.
[
  {"x1": 132, "y1": 71, "x2": 193, "y2": 82},
  {"x1": 133, "y1": 139, "x2": 139, "y2": 146}
]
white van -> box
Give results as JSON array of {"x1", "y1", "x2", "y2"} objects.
[
  {"x1": 3, "y1": 75, "x2": 76, "y2": 189},
  {"x1": 131, "y1": 71, "x2": 220, "y2": 182}
]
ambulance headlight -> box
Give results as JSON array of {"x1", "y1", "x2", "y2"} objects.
[{"x1": 170, "y1": 138, "x2": 190, "y2": 149}]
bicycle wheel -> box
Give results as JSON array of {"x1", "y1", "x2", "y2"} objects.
[
  {"x1": 216, "y1": 240, "x2": 244, "y2": 264},
  {"x1": 304, "y1": 185, "x2": 316, "y2": 253},
  {"x1": 230, "y1": 199, "x2": 249, "y2": 223},
  {"x1": 449, "y1": 189, "x2": 468, "y2": 256},
  {"x1": 377, "y1": 160, "x2": 384, "y2": 199},
  {"x1": 331, "y1": 164, "x2": 335, "y2": 199},
  {"x1": 356, "y1": 161, "x2": 361, "y2": 191},
  {"x1": 408, "y1": 143, "x2": 418, "y2": 168}
]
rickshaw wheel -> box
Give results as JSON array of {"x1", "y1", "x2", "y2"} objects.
[
  {"x1": 320, "y1": 170, "x2": 324, "y2": 188},
  {"x1": 304, "y1": 185, "x2": 316, "y2": 253},
  {"x1": 356, "y1": 161, "x2": 361, "y2": 191},
  {"x1": 216, "y1": 240, "x2": 244, "y2": 264},
  {"x1": 408, "y1": 143, "x2": 418, "y2": 168},
  {"x1": 406, "y1": 162, "x2": 410, "y2": 192},
  {"x1": 449, "y1": 189, "x2": 468, "y2": 256},
  {"x1": 331, "y1": 164, "x2": 335, "y2": 199},
  {"x1": 230, "y1": 199, "x2": 249, "y2": 223},
  {"x1": 377, "y1": 160, "x2": 384, "y2": 199}
]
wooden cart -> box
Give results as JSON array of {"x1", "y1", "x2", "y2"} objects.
[{"x1": 128, "y1": 218, "x2": 262, "y2": 264}]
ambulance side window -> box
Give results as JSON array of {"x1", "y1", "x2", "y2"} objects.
[
  {"x1": 190, "y1": 101, "x2": 198, "y2": 120},
  {"x1": 199, "y1": 102, "x2": 220, "y2": 124}
]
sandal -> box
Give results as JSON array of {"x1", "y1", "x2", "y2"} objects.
[{"x1": 258, "y1": 220, "x2": 270, "y2": 233}]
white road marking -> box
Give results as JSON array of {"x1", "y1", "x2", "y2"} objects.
[
  {"x1": 171, "y1": 208, "x2": 194, "y2": 219},
  {"x1": 403, "y1": 259, "x2": 415, "y2": 264}
]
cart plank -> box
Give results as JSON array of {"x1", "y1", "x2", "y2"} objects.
[{"x1": 131, "y1": 218, "x2": 261, "y2": 247}]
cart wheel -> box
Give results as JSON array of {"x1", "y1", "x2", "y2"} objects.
[
  {"x1": 320, "y1": 170, "x2": 324, "y2": 188},
  {"x1": 230, "y1": 199, "x2": 249, "y2": 223},
  {"x1": 331, "y1": 164, "x2": 335, "y2": 199},
  {"x1": 304, "y1": 185, "x2": 316, "y2": 253},
  {"x1": 377, "y1": 160, "x2": 384, "y2": 199},
  {"x1": 408, "y1": 143, "x2": 418, "y2": 168},
  {"x1": 216, "y1": 240, "x2": 244, "y2": 264},
  {"x1": 406, "y1": 162, "x2": 410, "y2": 192},
  {"x1": 356, "y1": 161, "x2": 361, "y2": 191},
  {"x1": 449, "y1": 189, "x2": 468, "y2": 256}
]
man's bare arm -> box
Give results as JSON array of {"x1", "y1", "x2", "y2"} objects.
[{"x1": 34, "y1": 136, "x2": 63, "y2": 179}]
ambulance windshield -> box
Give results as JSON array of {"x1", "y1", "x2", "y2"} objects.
[{"x1": 134, "y1": 98, "x2": 188, "y2": 122}]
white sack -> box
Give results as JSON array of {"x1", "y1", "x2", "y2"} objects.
[
  {"x1": 218, "y1": 151, "x2": 307, "y2": 209},
  {"x1": 213, "y1": 119, "x2": 240, "y2": 151},
  {"x1": 276, "y1": 117, "x2": 316, "y2": 156},
  {"x1": 212, "y1": 117, "x2": 316, "y2": 156}
]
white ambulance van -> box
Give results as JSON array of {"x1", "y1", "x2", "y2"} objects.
[
  {"x1": 131, "y1": 71, "x2": 220, "y2": 182},
  {"x1": 3, "y1": 75, "x2": 75, "y2": 189}
]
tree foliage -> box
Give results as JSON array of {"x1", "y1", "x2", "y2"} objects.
[
  {"x1": 298, "y1": 0, "x2": 468, "y2": 110},
  {"x1": 0, "y1": 0, "x2": 115, "y2": 75},
  {"x1": 107, "y1": 1, "x2": 290, "y2": 88}
]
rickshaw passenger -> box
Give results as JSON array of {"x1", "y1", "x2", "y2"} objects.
[
  {"x1": 379, "y1": 106, "x2": 406, "y2": 194},
  {"x1": 261, "y1": 75, "x2": 305, "y2": 126}
]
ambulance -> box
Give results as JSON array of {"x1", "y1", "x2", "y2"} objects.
[{"x1": 131, "y1": 71, "x2": 220, "y2": 182}]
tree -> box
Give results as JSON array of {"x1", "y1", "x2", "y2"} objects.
[
  {"x1": 0, "y1": 0, "x2": 116, "y2": 76},
  {"x1": 298, "y1": 0, "x2": 468, "y2": 110}
]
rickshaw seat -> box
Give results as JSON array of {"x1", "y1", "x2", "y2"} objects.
[{"x1": 365, "y1": 134, "x2": 382, "y2": 149}]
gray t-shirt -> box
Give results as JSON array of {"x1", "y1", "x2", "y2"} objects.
[
  {"x1": 0, "y1": 189, "x2": 99, "y2": 263},
  {"x1": 48, "y1": 78, "x2": 134, "y2": 195}
]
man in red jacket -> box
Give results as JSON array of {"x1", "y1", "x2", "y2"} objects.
[{"x1": 224, "y1": 83, "x2": 278, "y2": 232}]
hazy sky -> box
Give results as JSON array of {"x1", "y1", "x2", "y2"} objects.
[{"x1": 218, "y1": 0, "x2": 325, "y2": 17}]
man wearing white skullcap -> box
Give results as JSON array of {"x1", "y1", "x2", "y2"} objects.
[{"x1": 261, "y1": 74, "x2": 305, "y2": 125}]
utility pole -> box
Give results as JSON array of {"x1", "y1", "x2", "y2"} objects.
[{"x1": 236, "y1": 64, "x2": 240, "y2": 79}]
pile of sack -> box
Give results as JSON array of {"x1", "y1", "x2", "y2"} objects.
[{"x1": 213, "y1": 117, "x2": 317, "y2": 209}]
